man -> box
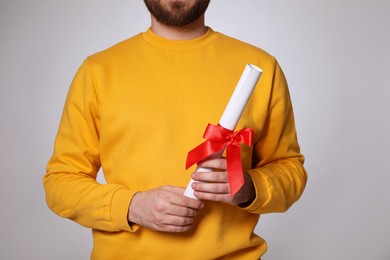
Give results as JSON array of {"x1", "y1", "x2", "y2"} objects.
[{"x1": 44, "y1": 0, "x2": 307, "y2": 259}]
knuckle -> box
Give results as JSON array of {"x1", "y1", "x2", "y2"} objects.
[
  {"x1": 220, "y1": 184, "x2": 229, "y2": 193},
  {"x1": 179, "y1": 197, "x2": 187, "y2": 206},
  {"x1": 173, "y1": 217, "x2": 184, "y2": 226},
  {"x1": 153, "y1": 214, "x2": 164, "y2": 224},
  {"x1": 217, "y1": 160, "x2": 224, "y2": 169},
  {"x1": 157, "y1": 192, "x2": 167, "y2": 200},
  {"x1": 220, "y1": 172, "x2": 228, "y2": 182},
  {"x1": 212, "y1": 184, "x2": 221, "y2": 193},
  {"x1": 212, "y1": 184, "x2": 224, "y2": 194},
  {"x1": 193, "y1": 182, "x2": 203, "y2": 191},
  {"x1": 217, "y1": 159, "x2": 226, "y2": 169},
  {"x1": 155, "y1": 204, "x2": 165, "y2": 212},
  {"x1": 180, "y1": 217, "x2": 193, "y2": 226},
  {"x1": 183, "y1": 208, "x2": 191, "y2": 216},
  {"x1": 178, "y1": 218, "x2": 187, "y2": 226},
  {"x1": 173, "y1": 206, "x2": 184, "y2": 216}
]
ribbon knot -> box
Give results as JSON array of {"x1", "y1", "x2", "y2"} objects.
[
  {"x1": 185, "y1": 123, "x2": 254, "y2": 196},
  {"x1": 227, "y1": 131, "x2": 246, "y2": 145}
]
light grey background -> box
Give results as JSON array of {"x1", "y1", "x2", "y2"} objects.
[{"x1": 1, "y1": 0, "x2": 389, "y2": 259}]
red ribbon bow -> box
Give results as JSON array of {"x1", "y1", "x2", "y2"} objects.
[{"x1": 186, "y1": 123, "x2": 254, "y2": 196}]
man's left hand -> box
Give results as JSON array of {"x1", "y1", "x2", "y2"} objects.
[{"x1": 191, "y1": 158, "x2": 256, "y2": 206}]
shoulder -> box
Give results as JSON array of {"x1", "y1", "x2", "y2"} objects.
[
  {"x1": 212, "y1": 30, "x2": 278, "y2": 73},
  {"x1": 86, "y1": 32, "x2": 144, "y2": 64},
  {"x1": 213, "y1": 31, "x2": 274, "y2": 59}
]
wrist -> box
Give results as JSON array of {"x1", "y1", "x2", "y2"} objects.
[
  {"x1": 234, "y1": 172, "x2": 256, "y2": 207},
  {"x1": 127, "y1": 192, "x2": 141, "y2": 224}
]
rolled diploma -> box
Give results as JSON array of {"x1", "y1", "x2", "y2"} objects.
[{"x1": 184, "y1": 64, "x2": 263, "y2": 199}]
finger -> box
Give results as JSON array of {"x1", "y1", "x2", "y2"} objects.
[
  {"x1": 160, "y1": 186, "x2": 204, "y2": 209},
  {"x1": 156, "y1": 223, "x2": 194, "y2": 233},
  {"x1": 159, "y1": 214, "x2": 196, "y2": 226},
  {"x1": 194, "y1": 191, "x2": 232, "y2": 203},
  {"x1": 192, "y1": 181, "x2": 230, "y2": 194},
  {"x1": 192, "y1": 171, "x2": 228, "y2": 183},
  {"x1": 198, "y1": 158, "x2": 227, "y2": 170},
  {"x1": 170, "y1": 194, "x2": 204, "y2": 210},
  {"x1": 168, "y1": 204, "x2": 199, "y2": 218},
  {"x1": 164, "y1": 225, "x2": 193, "y2": 233},
  {"x1": 150, "y1": 218, "x2": 194, "y2": 233}
]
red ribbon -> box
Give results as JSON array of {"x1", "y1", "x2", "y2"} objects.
[{"x1": 185, "y1": 123, "x2": 254, "y2": 196}]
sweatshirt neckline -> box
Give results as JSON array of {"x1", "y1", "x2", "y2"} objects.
[{"x1": 142, "y1": 27, "x2": 216, "y2": 51}]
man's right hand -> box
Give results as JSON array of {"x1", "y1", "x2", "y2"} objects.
[{"x1": 127, "y1": 185, "x2": 204, "y2": 232}]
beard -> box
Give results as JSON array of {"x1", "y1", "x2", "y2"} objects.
[{"x1": 144, "y1": 0, "x2": 210, "y2": 27}]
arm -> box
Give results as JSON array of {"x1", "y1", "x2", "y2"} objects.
[
  {"x1": 245, "y1": 61, "x2": 307, "y2": 214},
  {"x1": 44, "y1": 59, "x2": 135, "y2": 232},
  {"x1": 44, "y1": 59, "x2": 203, "y2": 232},
  {"x1": 191, "y1": 61, "x2": 307, "y2": 213}
]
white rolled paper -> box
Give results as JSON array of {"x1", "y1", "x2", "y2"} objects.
[{"x1": 184, "y1": 64, "x2": 263, "y2": 199}]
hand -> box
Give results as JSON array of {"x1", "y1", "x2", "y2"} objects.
[
  {"x1": 128, "y1": 186, "x2": 204, "y2": 232},
  {"x1": 191, "y1": 158, "x2": 256, "y2": 206}
]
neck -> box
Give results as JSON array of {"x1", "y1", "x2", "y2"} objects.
[{"x1": 150, "y1": 15, "x2": 207, "y2": 40}]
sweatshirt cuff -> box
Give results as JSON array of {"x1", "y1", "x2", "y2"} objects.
[
  {"x1": 239, "y1": 169, "x2": 270, "y2": 213},
  {"x1": 111, "y1": 188, "x2": 140, "y2": 232}
]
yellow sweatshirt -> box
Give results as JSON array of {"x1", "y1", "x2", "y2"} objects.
[{"x1": 44, "y1": 28, "x2": 307, "y2": 259}]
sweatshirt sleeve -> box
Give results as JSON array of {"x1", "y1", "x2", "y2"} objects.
[
  {"x1": 243, "y1": 60, "x2": 308, "y2": 214},
  {"x1": 44, "y1": 59, "x2": 137, "y2": 232}
]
